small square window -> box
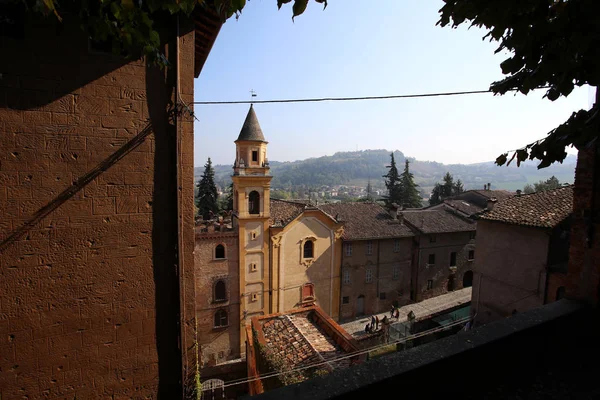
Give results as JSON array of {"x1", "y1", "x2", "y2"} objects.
[
  {"x1": 250, "y1": 263, "x2": 257, "y2": 272},
  {"x1": 468, "y1": 250, "x2": 475, "y2": 260},
  {"x1": 251, "y1": 231, "x2": 257, "y2": 240},
  {"x1": 379, "y1": 292, "x2": 386, "y2": 300},
  {"x1": 427, "y1": 280, "x2": 433, "y2": 290},
  {"x1": 251, "y1": 293, "x2": 258, "y2": 302},
  {"x1": 428, "y1": 254, "x2": 435, "y2": 266},
  {"x1": 343, "y1": 269, "x2": 351, "y2": 284},
  {"x1": 342, "y1": 296, "x2": 350, "y2": 304},
  {"x1": 429, "y1": 235, "x2": 437, "y2": 243}
]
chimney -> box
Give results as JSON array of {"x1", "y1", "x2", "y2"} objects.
[
  {"x1": 487, "y1": 198, "x2": 497, "y2": 211},
  {"x1": 516, "y1": 189, "x2": 522, "y2": 196},
  {"x1": 487, "y1": 183, "x2": 491, "y2": 191},
  {"x1": 398, "y1": 212, "x2": 404, "y2": 224},
  {"x1": 389, "y1": 203, "x2": 399, "y2": 220}
]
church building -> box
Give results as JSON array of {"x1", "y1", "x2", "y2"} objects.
[{"x1": 194, "y1": 105, "x2": 344, "y2": 367}]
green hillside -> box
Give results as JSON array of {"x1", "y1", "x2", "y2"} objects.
[{"x1": 195, "y1": 149, "x2": 576, "y2": 194}]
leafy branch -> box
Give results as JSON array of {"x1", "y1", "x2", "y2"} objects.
[{"x1": 16, "y1": 0, "x2": 327, "y2": 65}]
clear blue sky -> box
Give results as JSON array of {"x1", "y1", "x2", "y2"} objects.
[{"x1": 194, "y1": 0, "x2": 591, "y2": 168}]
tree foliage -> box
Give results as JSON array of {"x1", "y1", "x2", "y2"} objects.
[
  {"x1": 18, "y1": 0, "x2": 327, "y2": 64},
  {"x1": 383, "y1": 153, "x2": 402, "y2": 207},
  {"x1": 532, "y1": 175, "x2": 561, "y2": 192},
  {"x1": 438, "y1": 0, "x2": 600, "y2": 169},
  {"x1": 196, "y1": 158, "x2": 219, "y2": 219},
  {"x1": 399, "y1": 160, "x2": 422, "y2": 208},
  {"x1": 429, "y1": 172, "x2": 463, "y2": 206}
]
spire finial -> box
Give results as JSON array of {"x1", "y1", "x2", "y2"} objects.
[{"x1": 250, "y1": 89, "x2": 257, "y2": 105}]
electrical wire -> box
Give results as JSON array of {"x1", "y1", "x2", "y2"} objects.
[
  {"x1": 192, "y1": 87, "x2": 549, "y2": 106},
  {"x1": 206, "y1": 315, "x2": 472, "y2": 391}
]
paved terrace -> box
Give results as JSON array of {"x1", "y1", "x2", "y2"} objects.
[{"x1": 341, "y1": 287, "x2": 472, "y2": 338}]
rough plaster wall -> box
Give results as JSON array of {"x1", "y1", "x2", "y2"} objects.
[
  {"x1": 0, "y1": 21, "x2": 196, "y2": 399},
  {"x1": 281, "y1": 217, "x2": 333, "y2": 314},
  {"x1": 472, "y1": 221, "x2": 547, "y2": 324}
]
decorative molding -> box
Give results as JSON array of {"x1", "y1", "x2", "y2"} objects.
[
  {"x1": 271, "y1": 234, "x2": 283, "y2": 248},
  {"x1": 334, "y1": 227, "x2": 344, "y2": 240},
  {"x1": 301, "y1": 258, "x2": 315, "y2": 268}
]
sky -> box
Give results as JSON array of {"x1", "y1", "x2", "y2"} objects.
[{"x1": 193, "y1": 0, "x2": 592, "y2": 168}]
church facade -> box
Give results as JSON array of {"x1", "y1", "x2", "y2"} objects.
[{"x1": 194, "y1": 106, "x2": 344, "y2": 367}]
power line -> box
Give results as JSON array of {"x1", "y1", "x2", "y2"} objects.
[{"x1": 192, "y1": 87, "x2": 549, "y2": 106}]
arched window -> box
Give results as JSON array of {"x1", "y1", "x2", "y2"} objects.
[
  {"x1": 214, "y1": 280, "x2": 227, "y2": 302},
  {"x1": 249, "y1": 191, "x2": 260, "y2": 215},
  {"x1": 214, "y1": 309, "x2": 228, "y2": 328},
  {"x1": 215, "y1": 244, "x2": 225, "y2": 259},
  {"x1": 303, "y1": 240, "x2": 314, "y2": 258},
  {"x1": 463, "y1": 270, "x2": 473, "y2": 288}
]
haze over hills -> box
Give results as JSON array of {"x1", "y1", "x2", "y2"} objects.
[{"x1": 195, "y1": 150, "x2": 576, "y2": 194}]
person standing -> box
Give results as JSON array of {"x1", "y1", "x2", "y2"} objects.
[
  {"x1": 375, "y1": 316, "x2": 380, "y2": 330},
  {"x1": 371, "y1": 315, "x2": 376, "y2": 328}
]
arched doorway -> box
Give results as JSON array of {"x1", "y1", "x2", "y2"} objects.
[
  {"x1": 463, "y1": 270, "x2": 473, "y2": 288},
  {"x1": 248, "y1": 191, "x2": 260, "y2": 214},
  {"x1": 356, "y1": 295, "x2": 365, "y2": 316},
  {"x1": 556, "y1": 286, "x2": 566, "y2": 301}
]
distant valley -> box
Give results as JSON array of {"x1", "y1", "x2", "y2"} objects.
[{"x1": 195, "y1": 149, "x2": 576, "y2": 195}]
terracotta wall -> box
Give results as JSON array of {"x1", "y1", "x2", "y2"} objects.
[{"x1": 0, "y1": 18, "x2": 196, "y2": 398}]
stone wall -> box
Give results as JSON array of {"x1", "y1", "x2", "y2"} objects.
[{"x1": 0, "y1": 18, "x2": 196, "y2": 398}]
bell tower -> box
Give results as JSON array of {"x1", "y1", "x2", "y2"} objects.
[{"x1": 232, "y1": 105, "x2": 272, "y2": 349}]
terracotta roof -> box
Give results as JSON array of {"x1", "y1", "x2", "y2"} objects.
[
  {"x1": 470, "y1": 189, "x2": 514, "y2": 201},
  {"x1": 236, "y1": 105, "x2": 266, "y2": 142},
  {"x1": 443, "y1": 199, "x2": 484, "y2": 217},
  {"x1": 269, "y1": 199, "x2": 306, "y2": 226},
  {"x1": 478, "y1": 185, "x2": 573, "y2": 229},
  {"x1": 192, "y1": 4, "x2": 223, "y2": 77},
  {"x1": 318, "y1": 202, "x2": 414, "y2": 240},
  {"x1": 401, "y1": 209, "x2": 476, "y2": 234}
]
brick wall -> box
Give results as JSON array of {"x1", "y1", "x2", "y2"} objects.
[
  {"x1": 567, "y1": 144, "x2": 600, "y2": 304},
  {"x1": 194, "y1": 231, "x2": 241, "y2": 368},
  {"x1": 0, "y1": 18, "x2": 197, "y2": 398}
]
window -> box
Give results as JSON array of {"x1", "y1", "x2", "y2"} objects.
[
  {"x1": 427, "y1": 280, "x2": 433, "y2": 290},
  {"x1": 365, "y1": 268, "x2": 373, "y2": 283},
  {"x1": 392, "y1": 266, "x2": 400, "y2": 280},
  {"x1": 450, "y1": 252, "x2": 457, "y2": 267},
  {"x1": 463, "y1": 271, "x2": 473, "y2": 288},
  {"x1": 393, "y1": 239, "x2": 400, "y2": 252},
  {"x1": 252, "y1": 150, "x2": 258, "y2": 162},
  {"x1": 248, "y1": 191, "x2": 260, "y2": 215},
  {"x1": 345, "y1": 243, "x2": 352, "y2": 257},
  {"x1": 250, "y1": 263, "x2": 257, "y2": 272},
  {"x1": 303, "y1": 240, "x2": 314, "y2": 258},
  {"x1": 429, "y1": 235, "x2": 437, "y2": 243},
  {"x1": 214, "y1": 309, "x2": 228, "y2": 328},
  {"x1": 343, "y1": 269, "x2": 351, "y2": 284},
  {"x1": 214, "y1": 280, "x2": 227, "y2": 302},
  {"x1": 379, "y1": 292, "x2": 386, "y2": 300},
  {"x1": 251, "y1": 231, "x2": 257, "y2": 240},
  {"x1": 342, "y1": 296, "x2": 350, "y2": 305},
  {"x1": 427, "y1": 254, "x2": 435, "y2": 266},
  {"x1": 251, "y1": 293, "x2": 258, "y2": 302},
  {"x1": 468, "y1": 250, "x2": 475, "y2": 261},
  {"x1": 469, "y1": 232, "x2": 476, "y2": 240},
  {"x1": 302, "y1": 283, "x2": 315, "y2": 301},
  {"x1": 215, "y1": 244, "x2": 225, "y2": 259},
  {"x1": 366, "y1": 241, "x2": 373, "y2": 256}
]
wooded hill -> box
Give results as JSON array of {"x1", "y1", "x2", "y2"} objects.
[{"x1": 195, "y1": 149, "x2": 576, "y2": 193}]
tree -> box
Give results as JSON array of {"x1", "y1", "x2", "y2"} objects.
[
  {"x1": 523, "y1": 184, "x2": 535, "y2": 194},
  {"x1": 439, "y1": 1, "x2": 600, "y2": 169},
  {"x1": 429, "y1": 172, "x2": 463, "y2": 206},
  {"x1": 399, "y1": 160, "x2": 422, "y2": 208},
  {"x1": 196, "y1": 158, "x2": 219, "y2": 220},
  {"x1": 383, "y1": 153, "x2": 403, "y2": 207},
  {"x1": 533, "y1": 176, "x2": 561, "y2": 192},
  {"x1": 366, "y1": 179, "x2": 373, "y2": 202},
  {"x1": 17, "y1": 0, "x2": 327, "y2": 65}
]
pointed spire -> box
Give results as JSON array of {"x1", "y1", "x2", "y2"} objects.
[{"x1": 236, "y1": 104, "x2": 266, "y2": 142}]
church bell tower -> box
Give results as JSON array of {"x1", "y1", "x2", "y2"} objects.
[{"x1": 232, "y1": 105, "x2": 272, "y2": 344}]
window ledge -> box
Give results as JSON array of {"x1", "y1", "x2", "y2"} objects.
[
  {"x1": 213, "y1": 299, "x2": 228, "y2": 304},
  {"x1": 213, "y1": 325, "x2": 229, "y2": 330},
  {"x1": 214, "y1": 258, "x2": 228, "y2": 261}
]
